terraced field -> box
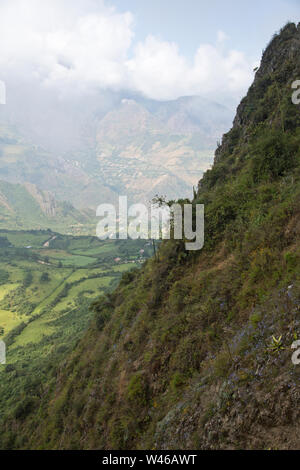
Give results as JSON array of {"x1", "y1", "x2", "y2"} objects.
[{"x1": 0, "y1": 230, "x2": 152, "y2": 364}]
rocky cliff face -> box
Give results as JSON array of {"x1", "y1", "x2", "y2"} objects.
[
  {"x1": 215, "y1": 22, "x2": 300, "y2": 164},
  {"x1": 257, "y1": 22, "x2": 300, "y2": 79},
  {"x1": 24, "y1": 183, "x2": 57, "y2": 217}
]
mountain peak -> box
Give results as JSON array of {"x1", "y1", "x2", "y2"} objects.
[
  {"x1": 257, "y1": 22, "x2": 300, "y2": 79},
  {"x1": 213, "y1": 21, "x2": 300, "y2": 165}
]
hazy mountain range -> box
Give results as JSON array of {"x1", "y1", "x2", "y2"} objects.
[{"x1": 0, "y1": 93, "x2": 233, "y2": 228}]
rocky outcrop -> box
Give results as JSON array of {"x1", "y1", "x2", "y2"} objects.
[{"x1": 24, "y1": 183, "x2": 57, "y2": 217}]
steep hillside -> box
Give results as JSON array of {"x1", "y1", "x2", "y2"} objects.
[
  {"x1": 0, "y1": 180, "x2": 95, "y2": 234},
  {"x1": 1, "y1": 23, "x2": 300, "y2": 450}
]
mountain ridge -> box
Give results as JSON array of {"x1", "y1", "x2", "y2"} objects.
[{"x1": 0, "y1": 94, "x2": 233, "y2": 210}]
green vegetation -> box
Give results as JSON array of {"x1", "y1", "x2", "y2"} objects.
[
  {"x1": 0, "y1": 181, "x2": 96, "y2": 235},
  {"x1": 0, "y1": 230, "x2": 151, "y2": 447},
  {"x1": 0, "y1": 22, "x2": 300, "y2": 451}
]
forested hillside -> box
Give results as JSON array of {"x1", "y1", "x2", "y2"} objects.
[{"x1": 0, "y1": 22, "x2": 300, "y2": 450}]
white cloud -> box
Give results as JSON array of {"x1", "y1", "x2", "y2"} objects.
[
  {"x1": 217, "y1": 30, "x2": 229, "y2": 44},
  {"x1": 0, "y1": 0, "x2": 134, "y2": 96},
  {"x1": 127, "y1": 35, "x2": 254, "y2": 103},
  {"x1": 126, "y1": 36, "x2": 189, "y2": 100},
  {"x1": 0, "y1": 0, "x2": 255, "y2": 104}
]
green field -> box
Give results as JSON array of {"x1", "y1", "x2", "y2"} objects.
[{"x1": 0, "y1": 230, "x2": 152, "y2": 357}]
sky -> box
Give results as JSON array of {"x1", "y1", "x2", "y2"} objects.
[
  {"x1": 0, "y1": 0, "x2": 298, "y2": 108},
  {"x1": 113, "y1": 0, "x2": 300, "y2": 60}
]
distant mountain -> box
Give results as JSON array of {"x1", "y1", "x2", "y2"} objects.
[
  {"x1": 80, "y1": 95, "x2": 233, "y2": 204},
  {"x1": 0, "y1": 122, "x2": 118, "y2": 211},
  {"x1": 0, "y1": 95, "x2": 233, "y2": 211},
  {"x1": 0, "y1": 180, "x2": 95, "y2": 234}
]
